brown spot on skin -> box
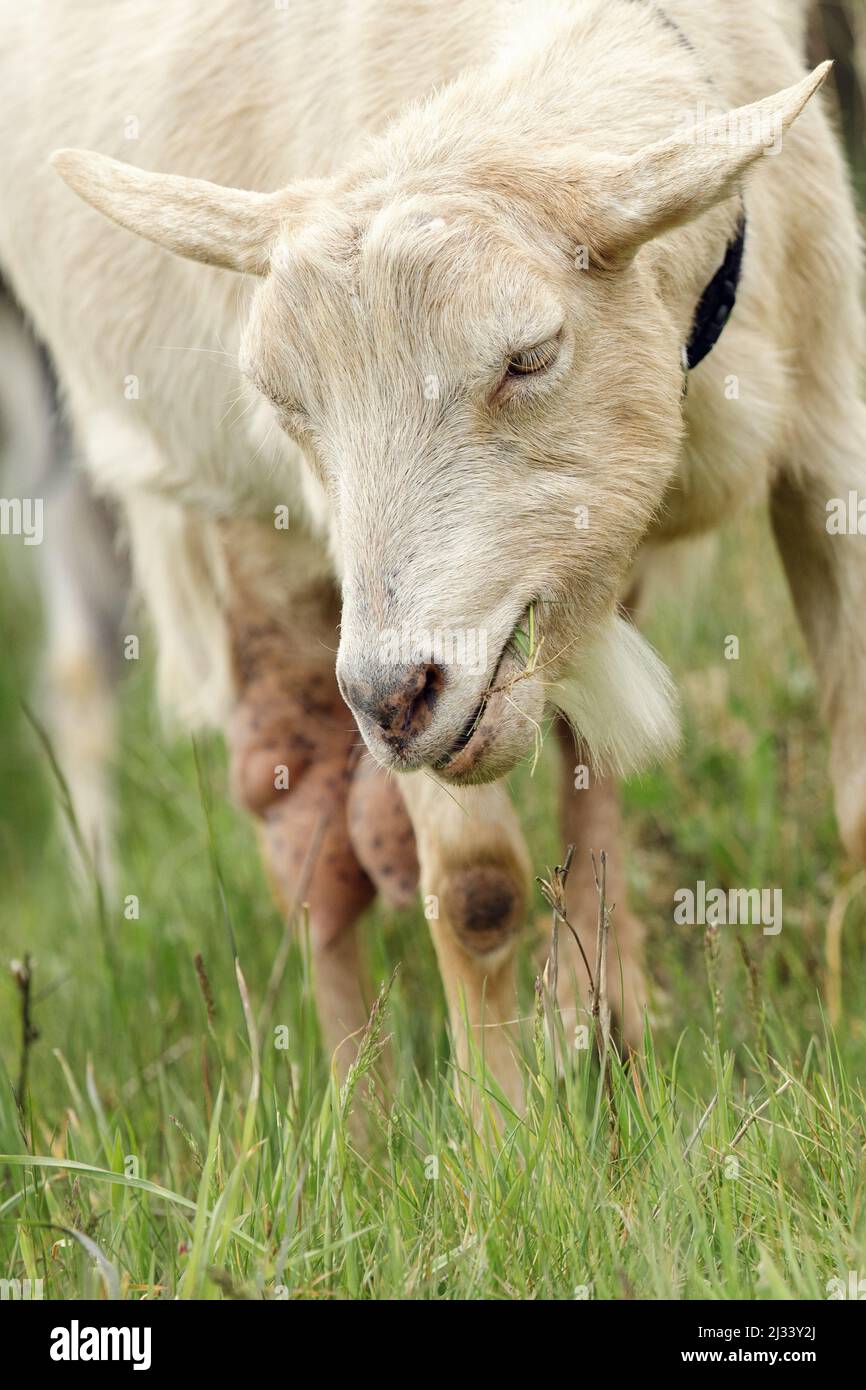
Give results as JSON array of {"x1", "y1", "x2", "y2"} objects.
[
  {"x1": 227, "y1": 599, "x2": 376, "y2": 942},
  {"x1": 226, "y1": 586, "x2": 421, "y2": 942},
  {"x1": 346, "y1": 752, "x2": 419, "y2": 910},
  {"x1": 442, "y1": 861, "x2": 524, "y2": 956},
  {"x1": 228, "y1": 659, "x2": 351, "y2": 817}
]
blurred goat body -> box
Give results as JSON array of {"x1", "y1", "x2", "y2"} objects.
[
  {"x1": 0, "y1": 292, "x2": 127, "y2": 891},
  {"x1": 0, "y1": 0, "x2": 862, "y2": 1103}
]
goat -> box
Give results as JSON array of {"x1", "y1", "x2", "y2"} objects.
[{"x1": 0, "y1": 0, "x2": 862, "y2": 1109}]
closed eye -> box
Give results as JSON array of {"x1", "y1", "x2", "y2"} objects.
[
  {"x1": 504, "y1": 332, "x2": 562, "y2": 379},
  {"x1": 247, "y1": 369, "x2": 308, "y2": 425}
]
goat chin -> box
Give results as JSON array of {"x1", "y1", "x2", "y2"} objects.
[{"x1": 552, "y1": 614, "x2": 681, "y2": 777}]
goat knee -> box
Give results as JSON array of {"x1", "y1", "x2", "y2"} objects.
[{"x1": 440, "y1": 857, "x2": 525, "y2": 958}]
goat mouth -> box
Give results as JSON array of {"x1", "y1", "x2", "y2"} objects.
[
  {"x1": 434, "y1": 624, "x2": 523, "y2": 773},
  {"x1": 433, "y1": 695, "x2": 493, "y2": 775},
  {"x1": 442, "y1": 694, "x2": 488, "y2": 759}
]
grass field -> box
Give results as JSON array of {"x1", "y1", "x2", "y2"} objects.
[{"x1": 1, "y1": 508, "x2": 865, "y2": 1302}]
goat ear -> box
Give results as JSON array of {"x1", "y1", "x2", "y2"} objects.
[
  {"x1": 51, "y1": 150, "x2": 307, "y2": 274},
  {"x1": 585, "y1": 62, "x2": 832, "y2": 268}
]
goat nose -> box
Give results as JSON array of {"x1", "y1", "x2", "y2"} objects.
[{"x1": 340, "y1": 661, "x2": 445, "y2": 743}]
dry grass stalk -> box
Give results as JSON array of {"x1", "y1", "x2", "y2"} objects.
[
  {"x1": 11, "y1": 952, "x2": 39, "y2": 1109},
  {"x1": 538, "y1": 846, "x2": 618, "y2": 1149}
]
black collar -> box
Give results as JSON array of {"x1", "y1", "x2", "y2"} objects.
[{"x1": 684, "y1": 213, "x2": 747, "y2": 373}]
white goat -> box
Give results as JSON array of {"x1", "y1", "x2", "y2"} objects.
[{"x1": 0, "y1": 0, "x2": 863, "y2": 1106}]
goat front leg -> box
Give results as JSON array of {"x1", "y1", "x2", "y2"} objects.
[{"x1": 398, "y1": 773, "x2": 530, "y2": 1115}]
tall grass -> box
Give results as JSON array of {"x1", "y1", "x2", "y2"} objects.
[{"x1": 1, "y1": 513, "x2": 865, "y2": 1299}]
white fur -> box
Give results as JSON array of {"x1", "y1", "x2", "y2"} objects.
[{"x1": 553, "y1": 615, "x2": 681, "y2": 775}]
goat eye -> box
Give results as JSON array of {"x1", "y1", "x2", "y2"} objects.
[{"x1": 504, "y1": 336, "x2": 560, "y2": 378}]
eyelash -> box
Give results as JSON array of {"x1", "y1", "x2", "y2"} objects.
[
  {"x1": 258, "y1": 388, "x2": 306, "y2": 428},
  {"x1": 491, "y1": 332, "x2": 565, "y2": 405},
  {"x1": 505, "y1": 339, "x2": 560, "y2": 377},
  {"x1": 277, "y1": 403, "x2": 311, "y2": 436}
]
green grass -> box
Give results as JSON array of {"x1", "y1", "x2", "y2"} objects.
[{"x1": 1, "y1": 513, "x2": 865, "y2": 1301}]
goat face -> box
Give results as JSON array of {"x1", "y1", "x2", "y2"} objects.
[{"x1": 239, "y1": 190, "x2": 684, "y2": 783}]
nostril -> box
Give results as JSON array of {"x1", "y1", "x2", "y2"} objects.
[
  {"x1": 414, "y1": 662, "x2": 444, "y2": 717},
  {"x1": 340, "y1": 661, "x2": 446, "y2": 742},
  {"x1": 387, "y1": 661, "x2": 445, "y2": 739}
]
